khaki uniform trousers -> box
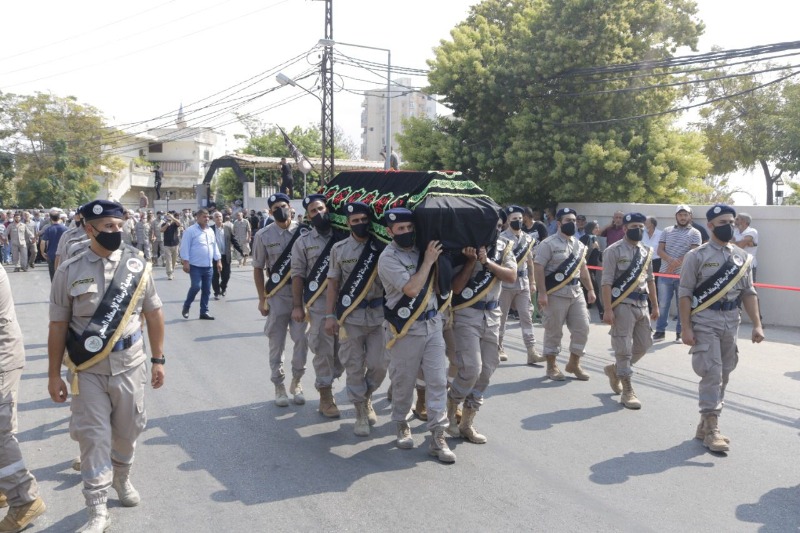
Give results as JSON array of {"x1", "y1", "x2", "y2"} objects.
[
  {"x1": 69, "y1": 364, "x2": 147, "y2": 506},
  {"x1": 339, "y1": 323, "x2": 387, "y2": 403},
  {"x1": 265, "y1": 291, "x2": 308, "y2": 384},
  {"x1": 499, "y1": 287, "x2": 536, "y2": 350},
  {"x1": 0, "y1": 367, "x2": 39, "y2": 506},
  {"x1": 442, "y1": 315, "x2": 458, "y2": 381},
  {"x1": 690, "y1": 311, "x2": 740, "y2": 415},
  {"x1": 11, "y1": 244, "x2": 27, "y2": 270},
  {"x1": 610, "y1": 302, "x2": 653, "y2": 377},
  {"x1": 450, "y1": 314, "x2": 501, "y2": 410},
  {"x1": 307, "y1": 307, "x2": 339, "y2": 389},
  {"x1": 541, "y1": 292, "x2": 590, "y2": 357},
  {"x1": 163, "y1": 246, "x2": 179, "y2": 277},
  {"x1": 386, "y1": 316, "x2": 448, "y2": 431}
]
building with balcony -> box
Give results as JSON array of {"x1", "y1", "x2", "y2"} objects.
[{"x1": 360, "y1": 77, "x2": 437, "y2": 162}]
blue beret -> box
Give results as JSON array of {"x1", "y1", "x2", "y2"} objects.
[
  {"x1": 498, "y1": 208, "x2": 508, "y2": 224},
  {"x1": 505, "y1": 205, "x2": 524, "y2": 215},
  {"x1": 385, "y1": 208, "x2": 413, "y2": 225},
  {"x1": 303, "y1": 194, "x2": 327, "y2": 209},
  {"x1": 345, "y1": 202, "x2": 370, "y2": 217},
  {"x1": 268, "y1": 193, "x2": 291, "y2": 208},
  {"x1": 707, "y1": 204, "x2": 736, "y2": 221},
  {"x1": 556, "y1": 207, "x2": 576, "y2": 220},
  {"x1": 81, "y1": 200, "x2": 124, "y2": 221},
  {"x1": 623, "y1": 212, "x2": 646, "y2": 224}
]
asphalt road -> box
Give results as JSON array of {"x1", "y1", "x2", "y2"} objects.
[{"x1": 8, "y1": 261, "x2": 800, "y2": 532}]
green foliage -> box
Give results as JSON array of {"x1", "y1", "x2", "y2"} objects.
[
  {"x1": 781, "y1": 180, "x2": 800, "y2": 206},
  {"x1": 0, "y1": 92, "x2": 114, "y2": 207},
  {"x1": 413, "y1": 0, "x2": 710, "y2": 206},
  {"x1": 214, "y1": 168, "x2": 242, "y2": 204}
]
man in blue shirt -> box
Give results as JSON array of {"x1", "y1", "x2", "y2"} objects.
[
  {"x1": 39, "y1": 210, "x2": 68, "y2": 281},
  {"x1": 180, "y1": 209, "x2": 221, "y2": 320}
]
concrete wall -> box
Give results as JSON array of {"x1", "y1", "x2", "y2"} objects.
[{"x1": 568, "y1": 202, "x2": 800, "y2": 327}]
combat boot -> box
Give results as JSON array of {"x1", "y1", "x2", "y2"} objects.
[
  {"x1": 702, "y1": 414, "x2": 730, "y2": 452},
  {"x1": 445, "y1": 396, "x2": 461, "y2": 438},
  {"x1": 695, "y1": 414, "x2": 730, "y2": 443},
  {"x1": 413, "y1": 386, "x2": 428, "y2": 421},
  {"x1": 364, "y1": 390, "x2": 378, "y2": 426},
  {"x1": 76, "y1": 504, "x2": 110, "y2": 533},
  {"x1": 604, "y1": 364, "x2": 622, "y2": 394},
  {"x1": 318, "y1": 387, "x2": 340, "y2": 418},
  {"x1": 0, "y1": 493, "x2": 6, "y2": 508},
  {"x1": 546, "y1": 355, "x2": 565, "y2": 381},
  {"x1": 72, "y1": 456, "x2": 81, "y2": 471},
  {"x1": 112, "y1": 468, "x2": 140, "y2": 507},
  {"x1": 353, "y1": 402, "x2": 370, "y2": 437},
  {"x1": 458, "y1": 406, "x2": 487, "y2": 444},
  {"x1": 498, "y1": 348, "x2": 508, "y2": 362},
  {"x1": 289, "y1": 377, "x2": 305, "y2": 405},
  {"x1": 274, "y1": 383, "x2": 289, "y2": 407},
  {"x1": 0, "y1": 497, "x2": 45, "y2": 532},
  {"x1": 527, "y1": 345, "x2": 546, "y2": 364},
  {"x1": 620, "y1": 376, "x2": 641, "y2": 410},
  {"x1": 428, "y1": 428, "x2": 456, "y2": 463},
  {"x1": 396, "y1": 421, "x2": 414, "y2": 449},
  {"x1": 565, "y1": 353, "x2": 590, "y2": 380}
]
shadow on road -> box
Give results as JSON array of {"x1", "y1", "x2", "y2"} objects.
[
  {"x1": 785, "y1": 371, "x2": 800, "y2": 382},
  {"x1": 735, "y1": 484, "x2": 800, "y2": 532},
  {"x1": 520, "y1": 393, "x2": 617, "y2": 431},
  {"x1": 589, "y1": 439, "x2": 714, "y2": 485}
]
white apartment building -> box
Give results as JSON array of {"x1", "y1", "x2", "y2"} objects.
[
  {"x1": 97, "y1": 107, "x2": 222, "y2": 208},
  {"x1": 360, "y1": 77, "x2": 437, "y2": 162}
]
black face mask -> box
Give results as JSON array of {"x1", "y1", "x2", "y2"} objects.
[
  {"x1": 561, "y1": 221, "x2": 576, "y2": 236},
  {"x1": 509, "y1": 220, "x2": 522, "y2": 231},
  {"x1": 393, "y1": 231, "x2": 416, "y2": 249},
  {"x1": 311, "y1": 212, "x2": 331, "y2": 233},
  {"x1": 273, "y1": 207, "x2": 290, "y2": 223},
  {"x1": 626, "y1": 228, "x2": 644, "y2": 242},
  {"x1": 94, "y1": 229, "x2": 122, "y2": 252},
  {"x1": 351, "y1": 222, "x2": 369, "y2": 239},
  {"x1": 713, "y1": 224, "x2": 734, "y2": 242}
]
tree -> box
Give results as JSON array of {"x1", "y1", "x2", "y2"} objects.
[
  {"x1": 781, "y1": 180, "x2": 800, "y2": 206},
  {"x1": 694, "y1": 65, "x2": 800, "y2": 205},
  {"x1": 417, "y1": 0, "x2": 710, "y2": 206},
  {"x1": 0, "y1": 92, "x2": 120, "y2": 207}
]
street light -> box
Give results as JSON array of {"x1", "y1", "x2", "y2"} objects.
[
  {"x1": 276, "y1": 72, "x2": 320, "y2": 102},
  {"x1": 318, "y1": 38, "x2": 393, "y2": 170}
]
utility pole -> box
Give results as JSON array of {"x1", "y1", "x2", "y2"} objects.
[{"x1": 316, "y1": 0, "x2": 335, "y2": 183}]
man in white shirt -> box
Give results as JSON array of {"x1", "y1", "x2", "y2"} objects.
[
  {"x1": 643, "y1": 216, "x2": 663, "y2": 273},
  {"x1": 734, "y1": 213, "x2": 759, "y2": 281}
]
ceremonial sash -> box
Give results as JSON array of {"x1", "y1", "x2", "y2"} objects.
[
  {"x1": 302, "y1": 235, "x2": 338, "y2": 312},
  {"x1": 545, "y1": 246, "x2": 587, "y2": 294},
  {"x1": 691, "y1": 253, "x2": 752, "y2": 315},
  {"x1": 512, "y1": 234, "x2": 535, "y2": 269},
  {"x1": 452, "y1": 239, "x2": 511, "y2": 310},
  {"x1": 336, "y1": 238, "x2": 381, "y2": 327},
  {"x1": 264, "y1": 225, "x2": 307, "y2": 298},
  {"x1": 610, "y1": 247, "x2": 652, "y2": 309},
  {"x1": 64, "y1": 247, "x2": 151, "y2": 394},
  {"x1": 384, "y1": 266, "x2": 436, "y2": 349}
]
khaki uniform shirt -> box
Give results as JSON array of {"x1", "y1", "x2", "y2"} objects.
[
  {"x1": 499, "y1": 230, "x2": 534, "y2": 290},
  {"x1": 328, "y1": 235, "x2": 384, "y2": 327},
  {"x1": 49, "y1": 246, "x2": 162, "y2": 376},
  {"x1": 377, "y1": 242, "x2": 438, "y2": 336},
  {"x1": 534, "y1": 233, "x2": 585, "y2": 298},
  {"x1": 0, "y1": 267, "x2": 25, "y2": 372},
  {"x1": 600, "y1": 239, "x2": 653, "y2": 293},
  {"x1": 55, "y1": 225, "x2": 86, "y2": 260},
  {"x1": 252, "y1": 221, "x2": 299, "y2": 298},
  {"x1": 454, "y1": 239, "x2": 517, "y2": 325},
  {"x1": 291, "y1": 227, "x2": 332, "y2": 312}
]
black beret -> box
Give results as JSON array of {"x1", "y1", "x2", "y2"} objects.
[
  {"x1": 385, "y1": 208, "x2": 413, "y2": 225},
  {"x1": 81, "y1": 200, "x2": 125, "y2": 221},
  {"x1": 498, "y1": 208, "x2": 508, "y2": 224},
  {"x1": 302, "y1": 194, "x2": 327, "y2": 209},
  {"x1": 505, "y1": 205, "x2": 524, "y2": 215},
  {"x1": 706, "y1": 204, "x2": 736, "y2": 221},
  {"x1": 623, "y1": 212, "x2": 646, "y2": 224},
  {"x1": 556, "y1": 207, "x2": 576, "y2": 220},
  {"x1": 268, "y1": 193, "x2": 291, "y2": 208},
  {"x1": 345, "y1": 202, "x2": 370, "y2": 217}
]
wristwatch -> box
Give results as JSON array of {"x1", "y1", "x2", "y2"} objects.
[{"x1": 151, "y1": 356, "x2": 166, "y2": 365}]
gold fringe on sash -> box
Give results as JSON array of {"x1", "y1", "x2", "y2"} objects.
[
  {"x1": 335, "y1": 267, "x2": 379, "y2": 342},
  {"x1": 610, "y1": 248, "x2": 652, "y2": 309},
  {"x1": 546, "y1": 249, "x2": 587, "y2": 295},
  {"x1": 691, "y1": 254, "x2": 752, "y2": 315},
  {"x1": 385, "y1": 268, "x2": 436, "y2": 350},
  {"x1": 452, "y1": 244, "x2": 512, "y2": 311}
]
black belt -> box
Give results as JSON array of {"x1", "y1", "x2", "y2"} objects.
[
  {"x1": 707, "y1": 299, "x2": 741, "y2": 311},
  {"x1": 416, "y1": 309, "x2": 438, "y2": 322},
  {"x1": 566, "y1": 278, "x2": 579, "y2": 286},
  {"x1": 470, "y1": 300, "x2": 500, "y2": 311},
  {"x1": 625, "y1": 291, "x2": 649, "y2": 302},
  {"x1": 356, "y1": 298, "x2": 384, "y2": 310},
  {"x1": 516, "y1": 269, "x2": 527, "y2": 277},
  {"x1": 112, "y1": 330, "x2": 143, "y2": 352}
]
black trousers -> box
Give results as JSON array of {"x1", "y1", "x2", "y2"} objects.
[
  {"x1": 155, "y1": 180, "x2": 162, "y2": 200},
  {"x1": 212, "y1": 255, "x2": 231, "y2": 296}
]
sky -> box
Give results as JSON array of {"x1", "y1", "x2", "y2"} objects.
[{"x1": 1, "y1": 0, "x2": 798, "y2": 205}]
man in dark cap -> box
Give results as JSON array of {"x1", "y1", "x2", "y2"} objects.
[
  {"x1": 534, "y1": 207, "x2": 596, "y2": 381},
  {"x1": 679, "y1": 204, "x2": 763, "y2": 453},
  {"x1": 252, "y1": 193, "x2": 308, "y2": 407},
  {"x1": 47, "y1": 199, "x2": 166, "y2": 532},
  {"x1": 291, "y1": 194, "x2": 341, "y2": 417},
  {"x1": 600, "y1": 213, "x2": 659, "y2": 409}
]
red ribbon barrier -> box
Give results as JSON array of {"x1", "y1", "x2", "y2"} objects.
[{"x1": 585, "y1": 265, "x2": 799, "y2": 292}]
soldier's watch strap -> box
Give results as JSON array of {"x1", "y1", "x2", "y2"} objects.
[{"x1": 151, "y1": 356, "x2": 166, "y2": 365}]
